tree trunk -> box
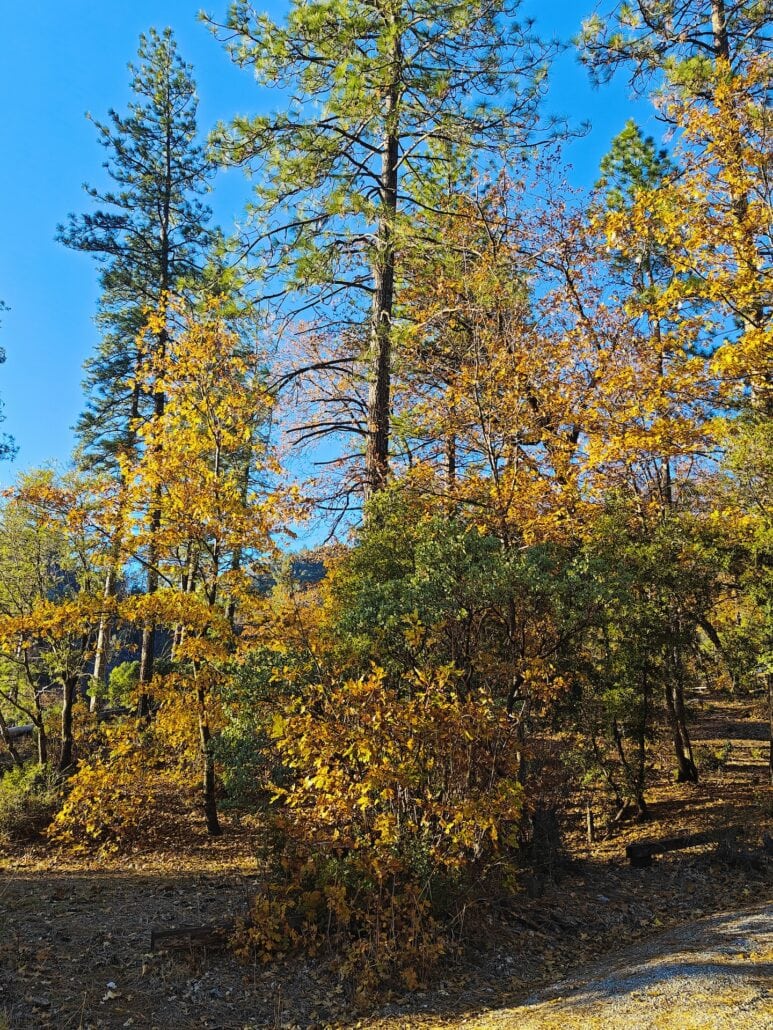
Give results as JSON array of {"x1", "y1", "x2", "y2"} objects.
[
  {"x1": 0, "y1": 709, "x2": 23, "y2": 767},
  {"x1": 363, "y1": 33, "x2": 401, "y2": 507},
  {"x1": 58, "y1": 676, "x2": 77, "y2": 774},
  {"x1": 197, "y1": 681, "x2": 221, "y2": 836},
  {"x1": 612, "y1": 716, "x2": 649, "y2": 819},
  {"x1": 137, "y1": 620, "x2": 156, "y2": 719},
  {"x1": 138, "y1": 343, "x2": 166, "y2": 718},
  {"x1": 36, "y1": 718, "x2": 48, "y2": 766},
  {"x1": 633, "y1": 666, "x2": 651, "y2": 818},
  {"x1": 91, "y1": 566, "x2": 117, "y2": 712},
  {"x1": 664, "y1": 680, "x2": 698, "y2": 783},
  {"x1": 139, "y1": 99, "x2": 173, "y2": 709},
  {"x1": 711, "y1": 0, "x2": 730, "y2": 62},
  {"x1": 445, "y1": 430, "x2": 456, "y2": 490}
]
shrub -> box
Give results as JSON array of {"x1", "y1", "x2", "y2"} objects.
[
  {"x1": 0, "y1": 763, "x2": 59, "y2": 842},
  {"x1": 49, "y1": 724, "x2": 166, "y2": 853},
  {"x1": 237, "y1": 665, "x2": 523, "y2": 989},
  {"x1": 88, "y1": 660, "x2": 140, "y2": 708},
  {"x1": 696, "y1": 741, "x2": 734, "y2": 774}
]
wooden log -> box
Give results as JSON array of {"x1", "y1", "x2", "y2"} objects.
[
  {"x1": 150, "y1": 919, "x2": 236, "y2": 951},
  {"x1": 626, "y1": 826, "x2": 740, "y2": 867}
]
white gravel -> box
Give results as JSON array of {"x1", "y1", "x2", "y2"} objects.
[{"x1": 475, "y1": 901, "x2": 773, "y2": 1029}]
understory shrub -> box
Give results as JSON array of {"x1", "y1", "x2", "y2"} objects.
[
  {"x1": 237, "y1": 665, "x2": 523, "y2": 990},
  {"x1": 48, "y1": 724, "x2": 169, "y2": 853},
  {"x1": 0, "y1": 763, "x2": 59, "y2": 841}
]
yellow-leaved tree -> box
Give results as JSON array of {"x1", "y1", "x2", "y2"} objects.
[{"x1": 53, "y1": 298, "x2": 296, "y2": 846}]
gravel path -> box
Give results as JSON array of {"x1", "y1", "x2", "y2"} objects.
[{"x1": 472, "y1": 902, "x2": 773, "y2": 1029}]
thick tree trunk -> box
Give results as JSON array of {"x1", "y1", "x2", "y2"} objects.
[
  {"x1": 363, "y1": 34, "x2": 401, "y2": 507},
  {"x1": 711, "y1": 0, "x2": 730, "y2": 62}
]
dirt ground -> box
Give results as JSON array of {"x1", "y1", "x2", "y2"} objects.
[
  {"x1": 1, "y1": 697, "x2": 771, "y2": 1029},
  {"x1": 454, "y1": 903, "x2": 773, "y2": 1029}
]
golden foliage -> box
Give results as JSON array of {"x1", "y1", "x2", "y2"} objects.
[{"x1": 237, "y1": 665, "x2": 522, "y2": 987}]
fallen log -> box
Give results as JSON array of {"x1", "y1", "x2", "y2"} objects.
[
  {"x1": 626, "y1": 826, "x2": 740, "y2": 868},
  {"x1": 150, "y1": 919, "x2": 237, "y2": 951}
]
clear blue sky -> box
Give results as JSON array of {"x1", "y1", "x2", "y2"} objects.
[{"x1": 0, "y1": 1, "x2": 651, "y2": 485}]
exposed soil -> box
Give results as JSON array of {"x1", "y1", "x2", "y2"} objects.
[
  {"x1": 452, "y1": 903, "x2": 773, "y2": 1029},
  {"x1": 0, "y1": 697, "x2": 771, "y2": 1029}
]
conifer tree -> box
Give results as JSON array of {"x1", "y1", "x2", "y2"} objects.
[
  {"x1": 579, "y1": 0, "x2": 771, "y2": 96},
  {"x1": 207, "y1": 0, "x2": 553, "y2": 503},
  {"x1": 58, "y1": 28, "x2": 213, "y2": 705},
  {"x1": 581, "y1": 0, "x2": 771, "y2": 412}
]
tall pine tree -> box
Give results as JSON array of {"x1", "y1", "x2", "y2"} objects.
[
  {"x1": 58, "y1": 27, "x2": 213, "y2": 705},
  {"x1": 207, "y1": 0, "x2": 554, "y2": 505}
]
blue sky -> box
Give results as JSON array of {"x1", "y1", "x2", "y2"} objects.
[{"x1": 0, "y1": 1, "x2": 652, "y2": 485}]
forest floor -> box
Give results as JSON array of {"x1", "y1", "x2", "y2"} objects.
[{"x1": 0, "y1": 695, "x2": 771, "y2": 1029}]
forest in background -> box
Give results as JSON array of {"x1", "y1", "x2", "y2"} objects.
[{"x1": 0, "y1": 0, "x2": 771, "y2": 997}]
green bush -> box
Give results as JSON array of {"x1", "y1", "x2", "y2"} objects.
[
  {"x1": 0, "y1": 763, "x2": 59, "y2": 842},
  {"x1": 695, "y1": 741, "x2": 734, "y2": 774},
  {"x1": 89, "y1": 660, "x2": 139, "y2": 708}
]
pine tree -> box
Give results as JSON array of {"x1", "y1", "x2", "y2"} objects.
[
  {"x1": 59, "y1": 26, "x2": 213, "y2": 470},
  {"x1": 579, "y1": 0, "x2": 771, "y2": 97},
  {"x1": 581, "y1": 0, "x2": 772, "y2": 413},
  {"x1": 207, "y1": 0, "x2": 553, "y2": 505},
  {"x1": 58, "y1": 27, "x2": 214, "y2": 706}
]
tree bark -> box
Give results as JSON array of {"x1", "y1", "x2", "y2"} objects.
[
  {"x1": 0, "y1": 709, "x2": 23, "y2": 767},
  {"x1": 197, "y1": 680, "x2": 221, "y2": 836},
  {"x1": 58, "y1": 676, "x2": 77, "y2": 774},
  {"x1": 711, "y1": 0, "x2": 730, "y2": 62},
  {"x1": 137, "y1": 329, "x2": 168, "y2": 719},
  {"x1": 664, "y1": 679, "x2": 698, "y2": 783},
  {"x1": 363, "y1": 29, "x2": 401, "y2": 507},
  {"x1": 91, "y1": 566, "x2": 117, "y2": 712}
]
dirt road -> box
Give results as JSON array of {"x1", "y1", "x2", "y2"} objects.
[{"x1": 468, "y1": 902, "x2": 773, "y2": 1029}]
